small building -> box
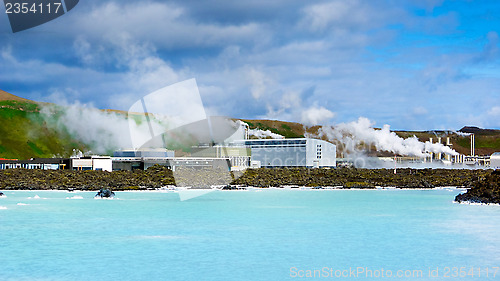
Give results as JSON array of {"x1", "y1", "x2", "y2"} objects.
[
  {"x1": 112, "y1": 148, "x2": 174, "y2": 171},
  {"x1": 491, "y1": 152, "x2": 500, "y2": 169},
  {"x1": 71, "y1": 156, "x2": 112, "y2": 172},
  {"x1": 0, "y1": 158, "x2": 71, "y2": 170}
]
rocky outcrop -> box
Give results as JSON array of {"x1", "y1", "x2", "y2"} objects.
[
  {"x1": 95, "y1": 188, "x2": 115, "y2": 198},
  {"x1": 455, "y1": 170, "x2": 500, "y2": 204}
]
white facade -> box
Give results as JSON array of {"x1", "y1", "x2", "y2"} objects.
[
  {"x1": 491, "y1": 152, "x2": 500, "y2": 169},
  {"x1": 232, "y1": 138, "x2": 336, "y2": 168},
  {"x1": 305, "y1": 138, "x2": 337, "y2": 168},
  {"x1": 92, "y1": 157, "x2": 113, "y2": 172}
]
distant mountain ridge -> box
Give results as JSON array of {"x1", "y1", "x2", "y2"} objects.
[
  {"x1": 0, "y1": 90, "x2": 32, "y2": 102},
  {"x1": 459, "y1": 126, "x2": 500, "y2": 135}
]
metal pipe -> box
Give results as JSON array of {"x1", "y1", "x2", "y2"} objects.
[{"x1": 471, "y1": 134, "x2": 475, "y2": 156}]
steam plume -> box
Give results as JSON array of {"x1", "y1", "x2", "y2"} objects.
[
  {"x1": 248, "y1": 128, "x2": 284, "y2": 139},
  {"x1": 318, "y1": 117, "x2": 458, "y2": 157}
]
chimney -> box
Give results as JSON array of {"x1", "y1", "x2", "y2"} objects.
[{"x1": 471, "y1": 134, "x2": 475, "y2": 156}]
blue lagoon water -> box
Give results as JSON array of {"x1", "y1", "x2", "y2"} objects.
[{"x1": 1, "y1": 189, "x2": 500, "y2": 280}]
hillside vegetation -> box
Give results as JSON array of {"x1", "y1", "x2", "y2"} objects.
[{"x1": 0, "y1": 94, "x2": 89, "y2": 159}]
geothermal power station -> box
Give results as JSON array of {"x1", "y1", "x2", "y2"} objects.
[{"x1": 0, "y1": 123, "x2": 499, "y2": 171}]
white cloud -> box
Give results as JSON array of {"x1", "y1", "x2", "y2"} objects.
[
  {"x1": 413, "y1": 106, "x2": 428, "y2": 116},
  {"x1": 247, "y1": 68, "x2": 274, "y2": 100},
  {"x1": 301, "y1": 106, "x2": 336, "y2": 126},
  {"x1": 1, "y1": 0, "x2": 499, "y2": 132},
  {"x1": 302, "y1": 0, "x2": 375, "y2": 32},
  {"x1": 488, "y1": 106, "x2": 500, "y2": 116},
  {"x1": 70, "y1": 2, "x2": 268, "y2": 49}
]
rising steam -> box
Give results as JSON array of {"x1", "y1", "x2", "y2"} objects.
[
  {"x1": 40, "y1": 102, "x2": 169, "y2": 154},
  {"x1": 248, "y1": 128, "x2": 284, "y2": 139},
  {"x1": 317, "y1": 117, "x2": 458, "y2": 157}
]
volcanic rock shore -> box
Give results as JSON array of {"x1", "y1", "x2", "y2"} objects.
[
  {"x1": 0, "y1": 166, "x2": 497, "y2": 196},
  {"x1": 231, "y1": 167, "x2": 490, "y2": 188},
  {"x1": 0, "y1": 165, "x2": 175, "y2": 190}
]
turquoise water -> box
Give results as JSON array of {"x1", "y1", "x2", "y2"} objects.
[{"x1": 1, "y1": 189, "x2": 500, "y2": 280}]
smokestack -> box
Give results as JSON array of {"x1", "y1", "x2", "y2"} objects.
[
  {"x1": 437, "y1": 137, "x2": 442, "y2": 144},
  {"x1": 429, "y1": 138, "x2": 433, "y2": 160},
  {"x1": 471, "y1": 134, "x2": 475, "y2": 156},
  {"x1": 446, "y1": 137, "x2": 451, "y2": 146}
]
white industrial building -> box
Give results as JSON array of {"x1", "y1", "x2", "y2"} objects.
[{"x1": 230, "y1": 138, "x2": 336, "y2": 168}]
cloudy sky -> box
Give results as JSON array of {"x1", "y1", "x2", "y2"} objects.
[{"x1": 1, "y1": 0, "x2": 499, "y2": 130}]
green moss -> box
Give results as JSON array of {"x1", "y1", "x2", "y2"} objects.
[
  {"x1": 248, "y1": 121, "x2": 304, "y2": 138},
  {"x1": 475, "y1": 137, "x2": 500, "y2": 149},
  {"x1": 456, "y1": 137, "x2": 470, "y2": 148},
  {"x1": 27, "y1": 141, "x2": 44, "y2": 156},
  {"x1": 281, "y1": 124, "x2": 291, "y2": 130}
]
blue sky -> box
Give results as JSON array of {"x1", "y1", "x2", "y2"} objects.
[{"x1": 1, "y1": 0, "x2": 499, "y2": 130}]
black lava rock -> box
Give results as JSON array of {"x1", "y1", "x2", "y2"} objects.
[{"x1": 95, "y1": 188, "x2": 115, "y2": 198}]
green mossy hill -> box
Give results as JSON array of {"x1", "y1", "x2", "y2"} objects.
[
  {"x1": 0, "y1": 165, "x2": 175, "y2": 190},
  {"x1": 455, "y1": 170, "x2": 500, "y2": 204},
  {"x1": 231, "y1": 168, "x2": 491, "y2": 188},
  {"x1": 0, "y1": 100, "x2": 89, "y2": 159},
  {"x1": 241, "y1": 119, "x2": 305, "y2": 138}
]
